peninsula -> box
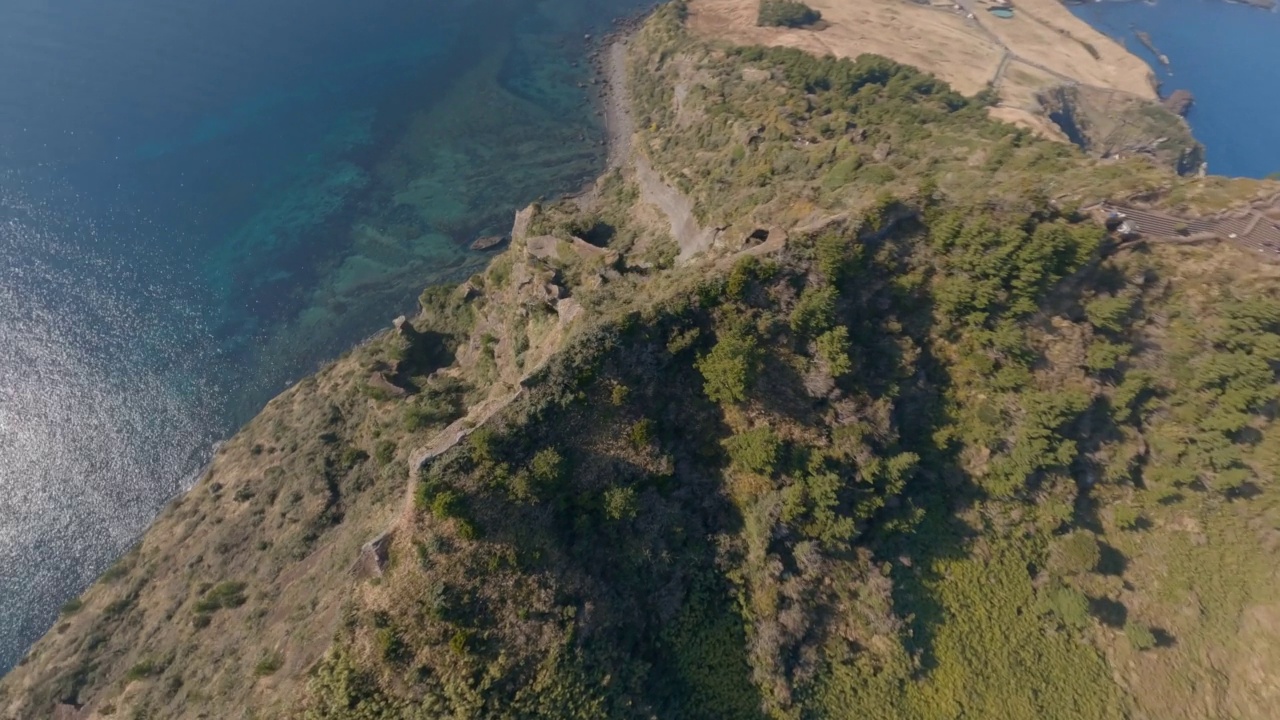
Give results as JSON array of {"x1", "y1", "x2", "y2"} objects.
[{"x1": 3, "y1": 2, "x2": 1279, "y2": 719}]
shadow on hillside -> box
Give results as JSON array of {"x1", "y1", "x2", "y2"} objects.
[
  {"x1": 456, "y1": 321, "x2": 766, "y2": 718},
  {"x1": 838, "y1": 225, "x2": 979, "y2": 675}
]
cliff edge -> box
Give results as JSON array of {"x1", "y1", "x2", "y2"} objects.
[{"x1": 4, "y1": 3, "x2": 1280, "y2": 719}]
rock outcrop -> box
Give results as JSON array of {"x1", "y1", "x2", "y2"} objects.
[
  {"x1": 1038, "y1": 84, "x2": 1204, "y2": 175},
  {"x1": 1162, "y1": 89, "x2": 1194, "y2": 117}
]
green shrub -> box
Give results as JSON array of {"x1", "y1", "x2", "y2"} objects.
[
  {"x1": 339, "y1": 447, "x2": 368, "y2": 469},
  {"x1": 628, "y1": 419, "x2": 656, "y2": 450},
  {"x1": 1053, "y1": 532, "x2": 1101, "y2": 575},
  {"x1": 60, "y1": 597, "x2": 84, "y2": 616},
  {"x1": 456, "y1": 519, "x2": 480, "y2": 540},
  {"x1": 815, "y1": 326, "x2": 853, "y2": 376},
  {"x1": 862, "y1": 164, "x2": 897, "y2": 185},
  {"x1": 469, "y1": 429, "x2": 497, "y2": 465},
  {"x1": 1043, "y1": 585, "x2": 1090, "y2": 629},
  {"x1": 254, "y1": 652, "x2": 284, "y2": 677},
  {"x1": 430, "y1": 490, "x2": 463, "y2": 520},
  {"x1": 790, "y1": 285, "x2": 837, "y2": 338},
  {"x1": 610, "y1": 383, "x2": 631, "y2": 406},
  {"x1": 667, "y1": 327, "x2": 702, "y2": 355},
  {"x1": 604, "y1": 486, "x2": 639, "y2": 521},
  {"x1": 193, "y1": 581, "x2": 248, "y2": 614},
  {"x1": 727, "y1": 256, "x2": 761, "y2": 298},
  {"x1": 1113, "y1": 506, "x2": 1144, "y2": 531},
  {"x1": 1124, "y1": 621, "x2": 1157, "y2": 651},
  {"x1": 531, "y1": 448, "x2": 565, "y2": 487},
  {"x1": 1085, "y1": 295, "x2": 1134, "y2": 333},
  {"x1": 449, "y1": 630, "x2": 472, "y2": 655},
  {"x1": 1086, "y1": 340, "x2": 1131, "y2": 372},
  {"x1": 374, "y1": 439, "x2": 397, "y2": 466},
  {"x1": 101, "y1": 560, "x2": 130, "y2": 583},
  {"x1": 723, "y1": 427, "x2": 781, "y2": 475},
  {"x1": 376, "y1": 627, "x2": 407, "y2": 663},
  {"x1": 780, "y1": 470, "x2": 857, "y2": 548},
  {"x1": 814, "y1": 229, "x2": 857, "y2": 281},
  {"x1": 102, "y1": 594, "x2": 136, "y2": 621},
  {"x1": 757, "y1": 0, "x2": 821, "y2": 28},
  {"x1": 125, "y1": 659, "x2": 156, "y2": 682},
  {"x1": 697, "y1": 328, "x2": 762, "y2": 405}
]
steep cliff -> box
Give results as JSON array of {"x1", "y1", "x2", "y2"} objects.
[
  {"x1": 1039, "y1": 84, "x2": 1205, "y2": 175},
  {"x1": 5, "y1": 4, "x2": 1280, "y2": 720}
]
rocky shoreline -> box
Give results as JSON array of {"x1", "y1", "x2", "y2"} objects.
[
  {"x1": 585, "y1": 13, "x2": 650, "y2": 160},
  {"x1": 551, "y1": 12, "x2": 648, "y2": 208},
  {"x1": 469, "y1": 12, "x2": 650, "y2": 248}
]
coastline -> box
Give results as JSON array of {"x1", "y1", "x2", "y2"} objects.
[
  {"x1": 1069, "y1": 0, "x2": 1280, "y2": 178},
  {"x1": 557, "y1": 20, "x2": 642, "y2": 210},
  {"x1": 600, "y1": 38, "x2": 636, "y2": 173}
]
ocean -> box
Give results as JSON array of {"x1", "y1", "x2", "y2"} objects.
[
  {"x1": 0, "y1": 0, "x2": 651, "y2": 672},
  {"x1": 1069, "y1": 0, "x2": 1280, "y2": 179}
]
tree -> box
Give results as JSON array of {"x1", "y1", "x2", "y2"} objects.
[
  {"x1": 790, "y1": 285, "x2": 837, "y2": 338},
  {"x1": 603, "y1": 486, "x2": 638, "y2": 521},
  {"x1": 1053, "y1": 532, "x2": 1101, "y2": 575},
  {"x1": 757, "y1": 0, "x2": 821, "y2": 28},
  {"x1": 723, "y1": 426, "x2": 781, "y2": 475},
  {"x1": 815, "y1": 326, "x2": 853, "y2": 376},
  {"x1": 697, "y1": 328, "x2": 762, "y2": 404}
]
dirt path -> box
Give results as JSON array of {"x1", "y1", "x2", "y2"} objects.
[
  {"x1": 401, "y1": 386, "x2": 524, "y2": 521},
  {"x1": 576, "y1": 36, "x2": 718, "y2": 259},
  {"x1": 633, "y1": 156, "x2": 719, "y2": 260},
  {"x1": 604, "y1": 37, "x2": 719, "y2": 260}
]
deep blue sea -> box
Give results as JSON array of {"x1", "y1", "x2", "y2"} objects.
[
  {"x1": 1070, "y1": 0, "x2": 1280, "y2": 179},
  {"x1": 0, "y1": 0, "x2": 651, "y2": 672}
]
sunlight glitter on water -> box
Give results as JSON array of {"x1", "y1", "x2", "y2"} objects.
[
  {"x1": 0, "y1": 0, "x2": 659, "y2": 672},
  {"x1": 0, "y1": 181, "x2": 222, "y2": 669}
]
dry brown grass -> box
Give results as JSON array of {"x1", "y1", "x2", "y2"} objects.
[
  {"x1": 686, "y1": 0, "x2": 1157, "y2": 140},
  {"x1": 688, "y1": 0, "x2": 1004, "y2": 95}
]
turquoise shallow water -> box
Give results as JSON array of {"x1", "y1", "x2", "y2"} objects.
[
  {"x1": 1069, "y1": 0, "x2": 1280, "y2": 179},
  {"x1": 0, "y1": 0, "x2": 651, "y2": 671}
]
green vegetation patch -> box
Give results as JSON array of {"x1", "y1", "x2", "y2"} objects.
[
  {"x1": 757, "y1": 0, "x2": 821, "y2": 28},
  {"x1": 193, "y1": 581, "x2": 248, "y2": 614}
]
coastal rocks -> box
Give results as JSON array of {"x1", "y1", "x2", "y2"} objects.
[
  {"x1": 456, "y1": 280, "x2": 482, "y2": 301},
  {"x1": 469, "y1": 234, "x2": 508, "y2": 251},
  {"x1": 393, "y1": 315, "x2": 418, "y2": 341},
  {"x1": 795, "y1": 212, "x2": 851, "y2": 236},
  {"x1": 52, "y1": 703, "x2": 86, "y2": 720},
  {"x1": 367, "y1": 371, "x2": 409, "y2": 399},
  {"x1": 1037, "y1": 84, "x2": 1204, "y2": 176},
  {"x1": 511, "y1": 207, "x2": 534, "y2": 246},
  {"x1": 524, "y1": 234, "x2": 608, "y2": 264},
  {"x1": 555, "y1": 297, "x2": 584, "y2": 325},
  {"x1": 567, "y1": 236, "x2": 608, "y2": 260},
  {"x1": 353, "y1": 531, "x2": 394, "y2": 578},
  {"x1": 1135, "y1": 31, "x2": 1170, "y2": 68},
  {"x1": 1162, "y1": 89, "x2": 1194, "y2": 117},
  {"x1": 525, "y1": 235, "x2": 560, "y2": 261}
]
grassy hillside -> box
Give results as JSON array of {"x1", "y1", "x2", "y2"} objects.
[{"x1": 4, "y1": 3, "x2": 1280, "y2": 719}]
